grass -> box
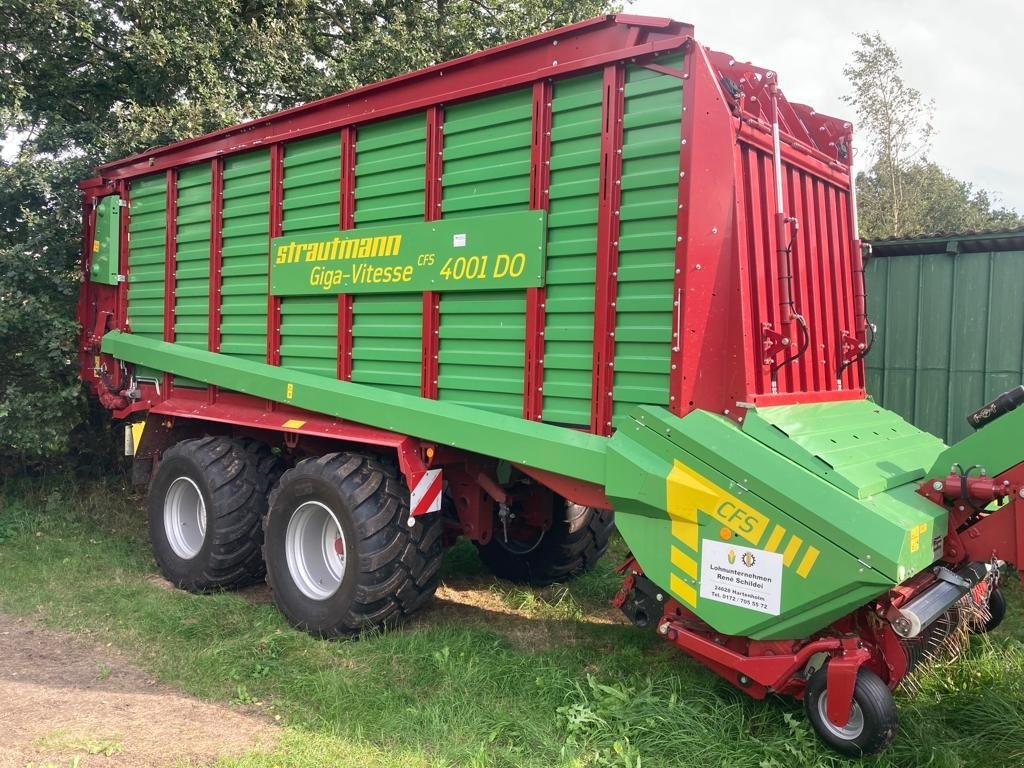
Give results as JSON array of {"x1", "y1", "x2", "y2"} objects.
[{"x1": 1, "y1": 476, "x2": 1023, "y2": 767}]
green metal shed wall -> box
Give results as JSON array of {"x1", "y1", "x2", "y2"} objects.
[{"x1": 865, "y1": 246, "x2": 1024, "y2": 443}]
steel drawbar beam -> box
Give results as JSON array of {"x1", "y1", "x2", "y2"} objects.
[{"x1": 102, "y1": 331, "x2": 609, "y2": 484}]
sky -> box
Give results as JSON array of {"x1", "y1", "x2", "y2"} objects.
[{"x1": 630, "y1": 0, "x2": 1024, "y2": 213}]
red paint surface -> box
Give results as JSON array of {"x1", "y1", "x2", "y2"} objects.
[
  {"x1": 524, "y1": 80, "x2": 552, "y2": 421},
  {"x1": 591, "y1": 63, "x2": 625, "y2": 436}
]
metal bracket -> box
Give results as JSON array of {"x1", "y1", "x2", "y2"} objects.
[
  {"x1": 839, "y1": 329, "x2": 865, "y2": 364},
  {"x1": 760, "y1": 323, "x2": 791, "y2": 364}
]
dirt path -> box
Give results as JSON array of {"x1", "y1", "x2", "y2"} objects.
[{"x1": 0, "y1": 614, "x2": 278, "y2": 768}]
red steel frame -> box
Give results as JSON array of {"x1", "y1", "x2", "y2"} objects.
[
  {"x1": 208, "y1": 158, "x2": 224, "y2": 403},
  {"x1": 524, "y1": 80, "x2": 552, "y2": 421},
  {"x1": 162, "y1": 169, "x2": 179, "y2": 396},
  {"x1": 337, "y1": 126, "x2": 357, "y2": 381},
  {"x1": 79, "y1": 14, "x2": 866, "y2": 444},
  {"x1": 94, "y1": 17, "x2": 693, "y2": 181},
  {"x1": 421, "y1": 106, "x2": 444, "y2": 400},
  {"x1": 590, "y1": 63, "x2": 625, "y2": 435},
  {"x1": 267, "y1": 144, "x2": 284, "y2": 370}
]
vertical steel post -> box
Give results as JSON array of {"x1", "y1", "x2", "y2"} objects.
[
  {"x1": 162, "y1": 168, "x2": 178, "y2": 396},
  {"x1": 591, "y1": 63, "x2": 625, "y2": 436},
  {"x1": 267, "y1": 144, "x2": 283, "y2": 369},
  {"x1": 208, "y1": 157, "x2": 224, "y2": 404},
  {"x1": 524, "y1": 79, "x2": 552, "y2": 421},
  {"x1": 337, "y1": 126, "x2": 356, "y2": 381},
  {"x1": 421, "y1": 106, "x2": 444, "y2": 400}
]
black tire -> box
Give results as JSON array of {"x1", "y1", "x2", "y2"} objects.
[
  {"x1": 976, "y1": 586, "x2": 1007, "y2": 633},
  {"x1": 804, "y1": 666, "x2": 898, "y2": 757},
  {"x1": 263, "y1": 452, "x2": 444, "y2": 637},
  {"x1": 476, "y1": 496, "x2": 614, "y2": 586},
  {"x1": 148, "y1": 436, "x2": 280, "y2": 592}
]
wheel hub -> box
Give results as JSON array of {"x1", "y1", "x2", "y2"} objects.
[
  {"x1": 817, "y1": 693, "x2": 865, "y2": 740},
  {"x1": 285, "y1": 501, "x2": 348, "y2": 601},
  {"x1": 164, "y1": 476, "x2": 207, "y2": 560}
]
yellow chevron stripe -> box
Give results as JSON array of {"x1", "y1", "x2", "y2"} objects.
[
  {"x1": 782, "y1": 535, "x2": 804, "y2": 567},
  {"x1": 671, "y1": 545, "x2": 697, "y2": 579},
  {"x1": 796, "y1": 546, "x2": 820, "y2": 578},
  {"x1": 765, "y1": 524, "x2": 786, "y2": 552},
  {"x1": 670, "y1": 572, "x2": 697, "y2": 607},
  {"x1": 666, "y1": 461, "x2": 700, "y2": 551}
]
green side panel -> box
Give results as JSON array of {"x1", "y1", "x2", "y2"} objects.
[
  {"x1": 606, "y1": 405, "x2": 947, "y2": 640},
  {"x1": 542, "y1": 72, "x2": 603, "y2": 426},
  {"x1": 439, "y1": 88, "x2": 532, "y2": 416},
  {"x1": 743, "y1": 400, "x2": 945, "y2": 499},
  {"x1": 173, "y1": 163, "x2": 212, "y2": 387},
  {"x1": 281, "y1": 133, "x2": 340, "y2": 377},
  {"x1": 865, "y1": 248, "x2": 1024, "y2": 443},
  {"x1": 90, "y1": 195, "x2": 121, "y2": 285},
  {"x1": 126, "y1": 173, "x2": 167, "y2": 380},
  {"x1": 611, "y1": 59, "x2": 682, "y2": 426},
  {"x1": 221, "y1": 149, "x2": 271, "y2": 365},
  {"x1": 351, "y1": 114, "x2": 426, "y2": 397}
]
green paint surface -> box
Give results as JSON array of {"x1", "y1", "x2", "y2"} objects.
[
  {"x1": 90, "y1": 195, "x2": 121, "y2": 285},
  {"x1": 281, "y1": 132, "x2": 341, "y2": 378},
  {"x1": 743, "y1": 400, "x2": 946, "y2": 498},
  {"x1": 352, "y1": 113, "x2": 425, "y2": 397},
  {"x1": 542, "y1": 71, "x2": 603, "y2": 426},
  {"x1": 173, "y1": 162, "x2": 212, "y2": 387},
  {"x1": 126, "y1": 173, "x2": 167, "y2": 380},
  {"x1": 221, "y1": 149, "x2": 271, "y2": 364},
  {"x1": 439, "y1": 87, "x2": 534, "y2": 417}
]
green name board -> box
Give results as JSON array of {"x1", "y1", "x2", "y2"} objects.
[{"x1": 269, "y1": 210, "x2": 546, "y2": 296}]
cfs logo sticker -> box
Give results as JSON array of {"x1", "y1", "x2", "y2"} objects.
[{"x1": 712, "y1": 500, "x2": 769, "y2": 543}]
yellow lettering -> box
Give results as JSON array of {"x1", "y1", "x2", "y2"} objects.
[{"x1": 275, "y1": 245, "x2": 288, "y2": 265}]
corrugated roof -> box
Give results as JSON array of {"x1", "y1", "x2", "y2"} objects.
[{"x1": 869, "y1": 226, "x2": 1024, "y2": 256}]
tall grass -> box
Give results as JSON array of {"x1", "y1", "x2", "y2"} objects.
[{"x1": 1, "y1": 477, "x2": 1022, "y2": 767}]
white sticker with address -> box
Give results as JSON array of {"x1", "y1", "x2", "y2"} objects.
[
  {"x1": 453, "y1": 233, "x2": 467, "y2": 247},
  {"x1": 699, "y1": 539, "x2": 783, "y2": 615}
]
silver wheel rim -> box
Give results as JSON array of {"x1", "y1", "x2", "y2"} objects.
[
  {"x1": 285, "y1": 501, "x2": 347, "y2": 601},
  {"x1": 817, "y1": 692, "x2": 865, "y2": 741},
  {"x1": 164, "y1": 477, "x2": 207, "y2": 560}
]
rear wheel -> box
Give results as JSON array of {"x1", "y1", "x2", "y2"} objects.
[
  {"x1": 148, "y1": 437, "x2": 280, "y2": 592},
  {"x1": 804, "y1": 666, "x2": 897, "y2": 757},
  {"x1": 264, "y1": 452, "x2": 444, "y2": 636},
  {"x1": 476, "y1": 490, "x2": 614, "y2": 586}
]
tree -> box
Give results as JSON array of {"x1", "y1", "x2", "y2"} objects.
[
  {"x1": 0, "y1": 0, "x2": 612, "y2": 468},
  {"x1": 843, "y1": 32, "x2": 1021, "y2": 239}
]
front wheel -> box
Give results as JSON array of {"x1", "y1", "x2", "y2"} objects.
[{"x1": 804, "y1": 666, "x2": 898, "y2": 757}]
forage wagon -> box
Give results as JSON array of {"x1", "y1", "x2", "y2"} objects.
[{"x1": 77, "y1": 15, "x2": 1024, "y2": 756}]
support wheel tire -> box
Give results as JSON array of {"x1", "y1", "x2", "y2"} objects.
[
  {"x1": 476, "y1": 499, "x2": 614, "y2": 586},
  {"x1": 148, "y1": 436, "x2": 280, "y2": 592},
  {"x1": 978, "y1": 586, "x2": 1007, "y2": 633},
  {"x1": 264, "y1": 452, "x2": 444, "y2": 637},
  {"x1": 804, "y1": 666, "x2": 898, "y2": 757}
]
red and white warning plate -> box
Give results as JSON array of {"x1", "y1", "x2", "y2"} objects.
[{"x1": 410, "y1": 469, "x2": 443, "y2": 516}]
